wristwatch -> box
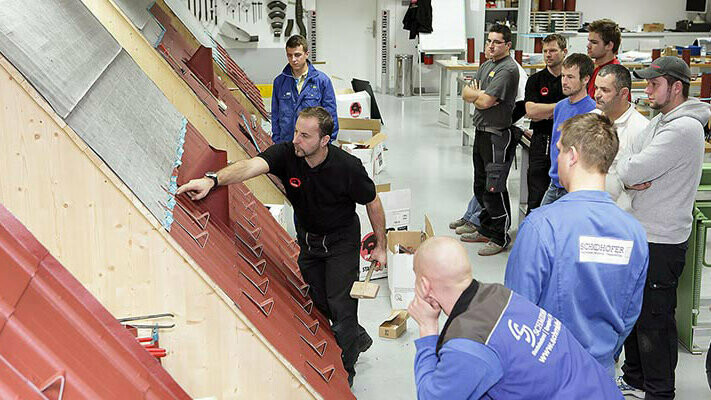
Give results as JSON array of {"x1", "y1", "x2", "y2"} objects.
[{"x1": 204, "y1": 172, "x2": 219, "y2": 191}]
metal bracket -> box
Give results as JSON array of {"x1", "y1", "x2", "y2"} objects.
[
  {"x1": 285, "y1": 269, "x2": 309, "y2": 297},
  {"x1": 235, "y1": 234, "x2": 263, "y2": 258},
  {"x1": 40, "y1": 372, "x2": 65, "y2": 400},
  {"x1": 174, "y1": 218, "x2": 209, "y2": 248},
  {"x1": 306, "y1": 360, "x2": 335, "y2": 383},
  {"x1": 118, "y1": 312, "x2": 176, "y2": 329},
  {"x1": 242, "y1": 291, "x2": 274, "y2": 316},
  {"x1": 235, "y1": 218, "x2": 262, "y2": 241},
  {"x1": 159, "y1": 186, "x2": 210, "y2": 229},
  {"x1": 300, "y1": 335, "x2": 327, "y2": 358},
  {"x1": 240, "y1": 271, "x2": 269, "y2": 295},
  {"x1": 294, "y1": 313, "x2": 319, "y2": 336},
  {"x1": 237, "y1": 253, "x2": 267, "y2": 275},
  {"x1": 290, "y1": 294, "x2": 313, "y2": 315}
]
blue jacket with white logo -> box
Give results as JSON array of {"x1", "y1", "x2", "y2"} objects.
[
  {"x1": 414, "y1": 282, "x2": 622, "y2": 399},
  {"x1": 505, "y1": 190, "x2": 649, "y2": 371},
  {"x1": 271, "y1": 63, "x2": 339, "y2": 143}
]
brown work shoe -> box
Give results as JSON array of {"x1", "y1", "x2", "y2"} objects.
[
  {"x1": 455, "y1": 222, "x2": 478, "y2": 235},
  {"x1": 461, "y1": 232, "x2": 490, "y2": 243},
  {"x1": 478, "y1": 241, "x2": 506, "y2": 256},
  {"x1": 449, "y1": 218, "x2": 467, "y2": 229}
]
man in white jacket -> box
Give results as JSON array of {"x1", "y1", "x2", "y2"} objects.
[
  {"x1": 591, "y1": 63, "x2": 649, "y2": 211},
  {"x1": 616, "y1": 56, "x2": 711, "y2": 400}
]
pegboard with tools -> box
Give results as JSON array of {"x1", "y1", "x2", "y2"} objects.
[{"x1": 207, "y1": 0, "x2": 314, "y2": 47}]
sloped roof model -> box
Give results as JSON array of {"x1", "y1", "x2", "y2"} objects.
[{"x1": 0, "y1": 204, "x2": 191, "y2": 399}]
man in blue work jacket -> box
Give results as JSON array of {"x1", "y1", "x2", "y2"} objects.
[
  {"x1": 271, "y1": 35, "x2": 339, "y2": 143},
  {"x1": 409, "y1": 236, "x2": 622, "y2": 399},
  {"x1": 505, "y1": 113, "x2": 649, "y2": 375}
]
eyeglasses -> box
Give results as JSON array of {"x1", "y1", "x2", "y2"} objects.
[{"x1": 486, "y1": 39, "x2": 507, "y2": 46}]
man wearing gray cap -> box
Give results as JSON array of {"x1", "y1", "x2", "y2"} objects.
[{"x1": 616, "y1": 56, "x2": 711, "y2": 399}]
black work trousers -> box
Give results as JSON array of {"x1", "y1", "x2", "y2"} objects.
[
  {"x1": 296, "y1": 219, "x2": 363, "y2": 377},
  {"x1": 473, "y1": 128, "x2": 518, "y2": 247},
  {"x1": 526, "y1": 131, "x2": 551, "y2": 213},
  {"x1": 622, "y1": 241, "x2": 688, "y2": 400}
]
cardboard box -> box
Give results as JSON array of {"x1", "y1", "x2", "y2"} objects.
[
  {"x1": 341, "y1": 132, "x2": 387, "y2": 178},
  {"x1": 379, "y1": 310, "x2": 409, "y2": 339},
  {"x1": 643, "y1": 23, "x2": 664, "y2": 32},
  {"x1": 336, "y1": 91, "x2": 371, "y2": 119},
  {"x1": 356, "y1": 185, "x2": 412, "y2": 281},
  {"x1": 387, "y1": 216, "x2": 434, "y2": 310}
]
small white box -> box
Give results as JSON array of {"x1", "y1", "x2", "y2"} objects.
[
  {"x1": 336, "y1": 91, "x2": 371, "y2": 119},
  {"x1": 265, "y1": 204, "x2": 287, "y2": 229},
  {"x1": 341, "y1": 132, "x2": 387, "y2": 178},
  {"x1": 386, "y1": 216, "x2": 434, "y2": 310}
]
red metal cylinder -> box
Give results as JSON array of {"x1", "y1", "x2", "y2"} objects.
[
  {"x1": 467, "y1": 38, "x2": 476, "y2": 63},
  {"x1": 480, "y1": 52, "x2": 487, "y2": 65},
  {"x1": 701, "y1": 73, "x2": 711, "y2": 101},
  {"x1": 552, "y1": 0, "x2": 564, "y2": 10},
  {"x1": 651, "y1": 49, "x2": 661, "y2": 61},
  {"x1": 539, "y1": 0, "x2": 551, "y2": 11},
  {"x1": 515, "y1": 50, "x2": 523, "y2": 64},
  {"x1": 564, "y1": 0, "x2": 576, "y2": 11},
  {"x1": 534, "y1": 38, "x2": 543, "y2": 53},
  {"x1": 423, "y1": 54, "x2": 433, "y2": 65},
  {"x1": 683, "y1": 49, "x2": 691, "y2": 66}
]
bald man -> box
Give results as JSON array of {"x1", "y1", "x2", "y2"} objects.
[{"x1": 408, "y1": 237, "x2": 622, "y2": 399}]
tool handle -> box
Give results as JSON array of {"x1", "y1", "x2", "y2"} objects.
[{"x1": 364, "y1": 261, "x2": 377, "y2": 283}]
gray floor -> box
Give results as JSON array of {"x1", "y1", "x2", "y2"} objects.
[{"x1": 351, "y1": 93, "x2": 711, "y2": 399}]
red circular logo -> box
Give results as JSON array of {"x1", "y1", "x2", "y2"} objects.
[
  {"x1": 360, "y1": 232, "x2": 376, "y2": 260},
  {"x1": 289, "y1": 177, "x2": 301, "y2": 188},
  {"x1": 350, "y1": 102, "x2": 362, "y2": 118},
  {"x1": 540, "y1": 86, "x2": 549, "y2": 96}
]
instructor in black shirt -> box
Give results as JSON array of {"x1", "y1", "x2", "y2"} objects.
[
  {"x1": 523, "y1": 34, "x2": 567, "y2": 212},
  {"x1": 177, "y1": 106, "x2": 387, "y2": 387}
]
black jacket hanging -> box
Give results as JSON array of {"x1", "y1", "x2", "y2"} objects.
[{"x1": 402, "y1": 0, "x2": 432, "y2": 39}]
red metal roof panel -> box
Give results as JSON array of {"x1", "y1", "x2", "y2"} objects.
[{"x1": 0, "y1": 205, "x2": 191, "y2": 400}]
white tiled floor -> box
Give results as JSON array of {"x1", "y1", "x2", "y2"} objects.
[{"x1": 351, "y1": 93, "x2": 710, "y2": 399}]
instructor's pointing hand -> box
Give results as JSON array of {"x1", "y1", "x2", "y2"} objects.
[{"x1": 176, "y1": 178, "x2": 214, "y2": 201}]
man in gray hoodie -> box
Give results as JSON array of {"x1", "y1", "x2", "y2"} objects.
[{"x1": 616, "y1": 56, "x2": 711, "y2": 399}]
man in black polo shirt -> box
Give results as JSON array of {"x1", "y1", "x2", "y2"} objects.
[
  {"x1": 524, "y1": 34, "x2": 568, "y2": 213},
  {"x1": 176, "y1": 106, "x2": 387, "y2": 387},
  {"x1": 461, "y1": 24, "x2": 519, "y2": 256}
]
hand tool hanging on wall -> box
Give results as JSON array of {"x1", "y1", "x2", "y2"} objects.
[
  {"x1": 295, "y1": 0, "x2": 306, "y2": 36},
  {"x1": 267, "y1": 0, "x2": 286, "y2": 37},
  {"x1": 285, "y1": 18, "x2": 294, "y2": 36}
]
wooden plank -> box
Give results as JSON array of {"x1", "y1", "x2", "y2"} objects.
[
  {"x1": 80, "y1": 0, "x2": 284, "y2": 205},
  {"x1": 0, "y1": 55, "x2": 318, "y2": 400}
]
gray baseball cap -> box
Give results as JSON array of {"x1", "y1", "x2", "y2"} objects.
[{"x1": 633, "y1": 56, "x2": 691, "y2": 84}]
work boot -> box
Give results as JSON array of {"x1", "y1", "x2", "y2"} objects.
[
  {"x1": 478, "y1": 241, "x2": 506, "y2": 256},
  {"x1": 461, "y1": 232, "x2": 489, "y2": 243},
  {"x1": 358, "y1": 330, "x2": 373, "y2": 354},
  {"x1": 449, "y1": 218, "x2": 467, "y2": 229},
  {"x1": 455, "y1": 222, "x2": 477, "y2": 235},
  {"x1": 616, "y1": 377, "x2": 645, "y2": 399}
]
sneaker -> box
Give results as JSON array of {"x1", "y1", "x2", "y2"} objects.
[
  {"x1": 449, "y1": 218, "x2": 467, "y2": 229},
  {"x1": 461, "y1": 232, "x2": 490, "y2": 243},
  {"x1": 478, "y1": 241, "x2": 506, "y2": 256},
  {"x1": 455, "y1": 222, "x2": 478, "y2": 235},
  {"x1": 616, "y1": 376, "x2": 645, "y2": 399}
]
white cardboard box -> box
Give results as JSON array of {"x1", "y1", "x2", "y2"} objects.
[
  {"x1": 386, "y1": 216, "x2": 434, "y2": 310},
  {"x1": 265, "y1": 204, "x2": 286, "y2": 229},
  {"x1": 336, "y1": 91, "x2": 371, "y2": 119},
  {"x1": 355, "y1": 186, "x2": 412, "y2": 281},
  {"x1": 341, "y1": 132, "x2": 386, "y2": 178}
]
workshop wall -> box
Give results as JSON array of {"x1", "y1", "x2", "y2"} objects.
[{"x1": 576, "y1": 0, "x2": 691, "y2": 30}]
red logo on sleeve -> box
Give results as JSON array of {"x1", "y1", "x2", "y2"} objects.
[
  {"x1": 289, "y1": 177, "x2": 301, "y2": 188},
  {"x1": 540, "y1": 87, "x2": 549, "y2": 96}
]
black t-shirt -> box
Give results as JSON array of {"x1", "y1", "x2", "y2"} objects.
[
  {"x1": 257, "y1": 142, "x2": 376, "y2": 234},
  {"x1": 524, "y1": 67, "x2": 565, "y2": 138}
]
